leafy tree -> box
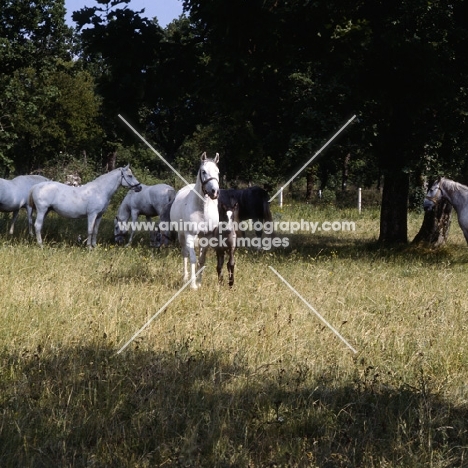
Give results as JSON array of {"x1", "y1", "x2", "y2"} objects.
[
  {"x1": 342, "y1": 0, "x2": 468, "y2": 243},
  {"x1": 73, "y1": 0, "x2": 164, "y2": 168},
  {"x1": 0, "y1": 0, "x2": 102, "y2": 174}
]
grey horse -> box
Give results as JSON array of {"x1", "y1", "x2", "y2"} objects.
[
  {"x1": 114, "y1": 183, "x2": 176, "y2": 246},
  {"x1": 29, "y1": 165, "x2": 141, "y2": 248},
  {"x1": 0, "y1": 174, "x2": 49, "y2": 235}
]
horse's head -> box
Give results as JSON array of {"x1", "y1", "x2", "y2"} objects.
[
  {"x1": 219, "y1": 199, "x2": 239, "y2": 224},
  {"x1": 218, "y1": 199, "x2": 239, "y2": 238},
  {"x1": 423, "y1": 177, "x2": 443, "y2": 212},
  {"x1": 114, "y1": 216, "x2": 127, "y2": 244},
  {"x1": 199, "y1": 152, "x2": 220, "y2": 199},
  {"x1": 121, "y1": 165, "x2": 142, "y2": 192}
]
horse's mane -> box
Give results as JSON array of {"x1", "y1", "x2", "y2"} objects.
[{"x1": 441, "y1": 177, "x2": 468, "y2": 194}]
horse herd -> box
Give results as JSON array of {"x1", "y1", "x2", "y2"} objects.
[
  {"x1": 3, "y1": 154, "x2": 462, "y2": 288},
  {"x1": 0, "y1": 154, "x2": 273, "y2": 288}
]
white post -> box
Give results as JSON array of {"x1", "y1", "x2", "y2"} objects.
[
  {"x1": 279, "y1": 187, "x2": 283, "y2": 208},
  {"x1": 358, "y1": 188, "x2": 362, "y2": 214}
]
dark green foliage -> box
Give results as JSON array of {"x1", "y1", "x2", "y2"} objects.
[{"x1": 0, "y1": 0, "x2": 102, "y2": 174}]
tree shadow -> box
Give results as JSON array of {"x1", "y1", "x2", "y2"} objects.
[
  {"x1": 241, "y1": 231, "x2": 468, "y2": 267},
  {"x1": 1, "y1": 344, "x2": 467, "y2": 467}
]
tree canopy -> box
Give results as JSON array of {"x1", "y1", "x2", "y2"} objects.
[{"x1": 1, "y1": 0, "x2": 467, "y2": 242}]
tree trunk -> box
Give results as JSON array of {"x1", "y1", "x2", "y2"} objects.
[
  {"x1": 412, "y1": 199, "x2": 452, "y2": 247},
  {"x1": 103, "y1": 150, "x2": 117, "y2": 172},
  {"x1": 378, "y1": 170, "x2": 409, "y2": 244},
  {"x1": 305, "y1": 167, "x2": 315, "y2": 200},
  {"x1": 342, "y1": 153, "x2": 350, "y2": 191}
]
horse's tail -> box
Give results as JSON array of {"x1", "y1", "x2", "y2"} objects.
[
  {"x1": 263, "y1": 194, "x2": 272, "y2": 223},
  {"x1": 28, "y1": 188, "x2": 36, "y2": 210},
  {"x1": 158, "y1": 188, "x2": 177, "y2": 245}
]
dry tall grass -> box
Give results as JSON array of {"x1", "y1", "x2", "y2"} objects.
[{"x1": 1, "y1": 203, "x2": 468, "y2": 467}]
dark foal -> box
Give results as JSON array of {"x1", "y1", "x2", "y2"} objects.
[
  {"x1": 218, "y1": 186, "x2": 272, "y2": 238},
  {"x1": 215, "y1": 198, "x2": 239, "y2": 287}
]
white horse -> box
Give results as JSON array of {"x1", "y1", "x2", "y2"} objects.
[
  {"x1": 170, "y1": 152, "x2": 220, "y2": 289},
  {"x1": 424, "y1": 177, "x2": 468, "y2": 243},
  {"x1": 29, "y1": 165, "x2": 141, "y2": 248},
  {"x1": 114, "y1": 183, "x2": 176, "y2": 246},
  {"x1": 0, "y1": 174, "x2": 49, "y2": 235}
]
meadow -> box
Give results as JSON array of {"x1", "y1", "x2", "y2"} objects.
[{"x1": 1, "y1": 194, "x2": 468, "y2": 467}]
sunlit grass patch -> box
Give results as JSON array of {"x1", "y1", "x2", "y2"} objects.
[{"x1": 1, "y1": 206, "x2": 468, "y2": 466}]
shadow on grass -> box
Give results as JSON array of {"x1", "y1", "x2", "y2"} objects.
[
  {"x1": 236, "y1": 231, "x2": 468, "y2": 268},
  {"x1": 1, "y1": 344, "x2": 467, "y2": 467}
]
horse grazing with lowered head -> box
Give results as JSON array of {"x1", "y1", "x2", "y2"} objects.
[
  {"x1": 0, "y1": 174, "x2": 49, "y2": 235},
  {"x1": 114, "y1": 183, "x2": 176, "y2": 247},
  {"x1": 214, "y1": 196, "x2": 239, "y2": 287},
  {"x1": 29, "y1": 165, "x2": 141, "y2": 248},
  {"x1": 170, "y1": 152, "x2": 220, "y2": 289},
  {"x1": 424, "y1": 177, "x2": 468, "y2": 243},
  {"x1": 218, "y1": 186, "x2": 272, "y2": 238}
]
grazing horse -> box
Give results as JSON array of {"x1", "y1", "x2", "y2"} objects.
[
  {"x1": 114, "y1": 183, "x2": 176, "y2": 246},
  {"x1": 29, "y1": 165, "x2": 141, "y2": 248},
  {"x1": 170, "y1": 152, "x2": 220, "y2": 289},
  {"x1": 219, "y1": 186, "x2": 272, "y2": 238},
  {"x1": 214, "y1": 197, "x2": 239, "y2": 287},
  {"x1": 0, "y1": 175, "x2": 49, "y2": 235},
  {"x1": 424, "y1": 177, "x2": 468, "y2": 243}
]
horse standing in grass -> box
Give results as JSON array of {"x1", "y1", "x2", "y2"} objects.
[
  {"x1": 114, "y1": 183, "x2": 176, "y2": 246},
  {"x1": 0, "y1": 175, "x2": 49, "y2": 235},
  {"x1": 424, "y1": 177, "x2": 468, "y2": 243},
  {"x1": 29, "y1": 165, "x2": 141, "y2": 248},
  {"x1": 170, "y1": 153, "x2": 220, "y2": 289},
  {"x1": 219, "y1": 186, "x2": 272, "y2": 238},
  {"x1": 214, "y1": 197, "x2": 239, "y2": 287}
]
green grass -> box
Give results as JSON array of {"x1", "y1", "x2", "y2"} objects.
[{"x1": 1, "y1": 202, "x2": 468, "y2": 467}]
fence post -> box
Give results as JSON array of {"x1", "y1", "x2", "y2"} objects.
[{"x1": 358, "y1": 187, "x2": 362, "y2": 213}]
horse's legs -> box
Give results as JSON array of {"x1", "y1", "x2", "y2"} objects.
[
  {"x1": 145, "y1": 216, "x2": 157, "y2": 247},
  {"x1": 185, "y1": 234, "x2": 199, "y2": 289},
  {"x1": 26, "y1": 205, "x2": 34, "y2": 236},
  {"x1": 179, "y1": 232, "x2": 190, "y2": 282},
  {"x1": 253, "y1": 217, "x2": 262, "y2": 238},
  {"x1": 196, "y1": 239, "x2": 210, "y2": 288},
  {"x1": 87, "y1": 213, "x2": 101, "y2": 248},
  {"x1": 34, "y1": 209, "x2": 46, "y2": 246},
  {"x1": 227, "y1": 246, "x2": 235, "y2": 287},
  {"x1": 93, "y1": 215, "x2": 105, "y2": 248},
  {"x1": 126, "y1": 211, "x2": 141, "y2": 246},
  {"x1": 9, "y1": 210, "x2": 19, "y2": 235},
  {"x1": 216, "y1": 249, "x2": 225, "y2": 284}
]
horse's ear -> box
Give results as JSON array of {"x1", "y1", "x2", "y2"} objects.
[
  {"x1": 214, "y1": 153, "x2": 220, "y2": 164},
  {"x1": 201, "y1": 152, "x2": 207, "y2": 162},
  {"x1": 123, "y1": 164, "x2": 130, "y2": 170}
]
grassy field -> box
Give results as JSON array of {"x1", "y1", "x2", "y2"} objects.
[{"x1": 1, "y1": 199, "x2": 468, "y2": 467}]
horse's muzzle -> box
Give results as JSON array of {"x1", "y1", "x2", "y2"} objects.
[
  {"x1": 423, "y1": 199, "x2": 435, "y2": 212},
  {"x1": 133, "y1": 184, "x2": 142, "y2": 192},
  {"x1": 115, "y1": 235, "x2": 126, "y2": 245},
  {"x1": 208, "y1": 188, "x2": 219, "y2": 199}
]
